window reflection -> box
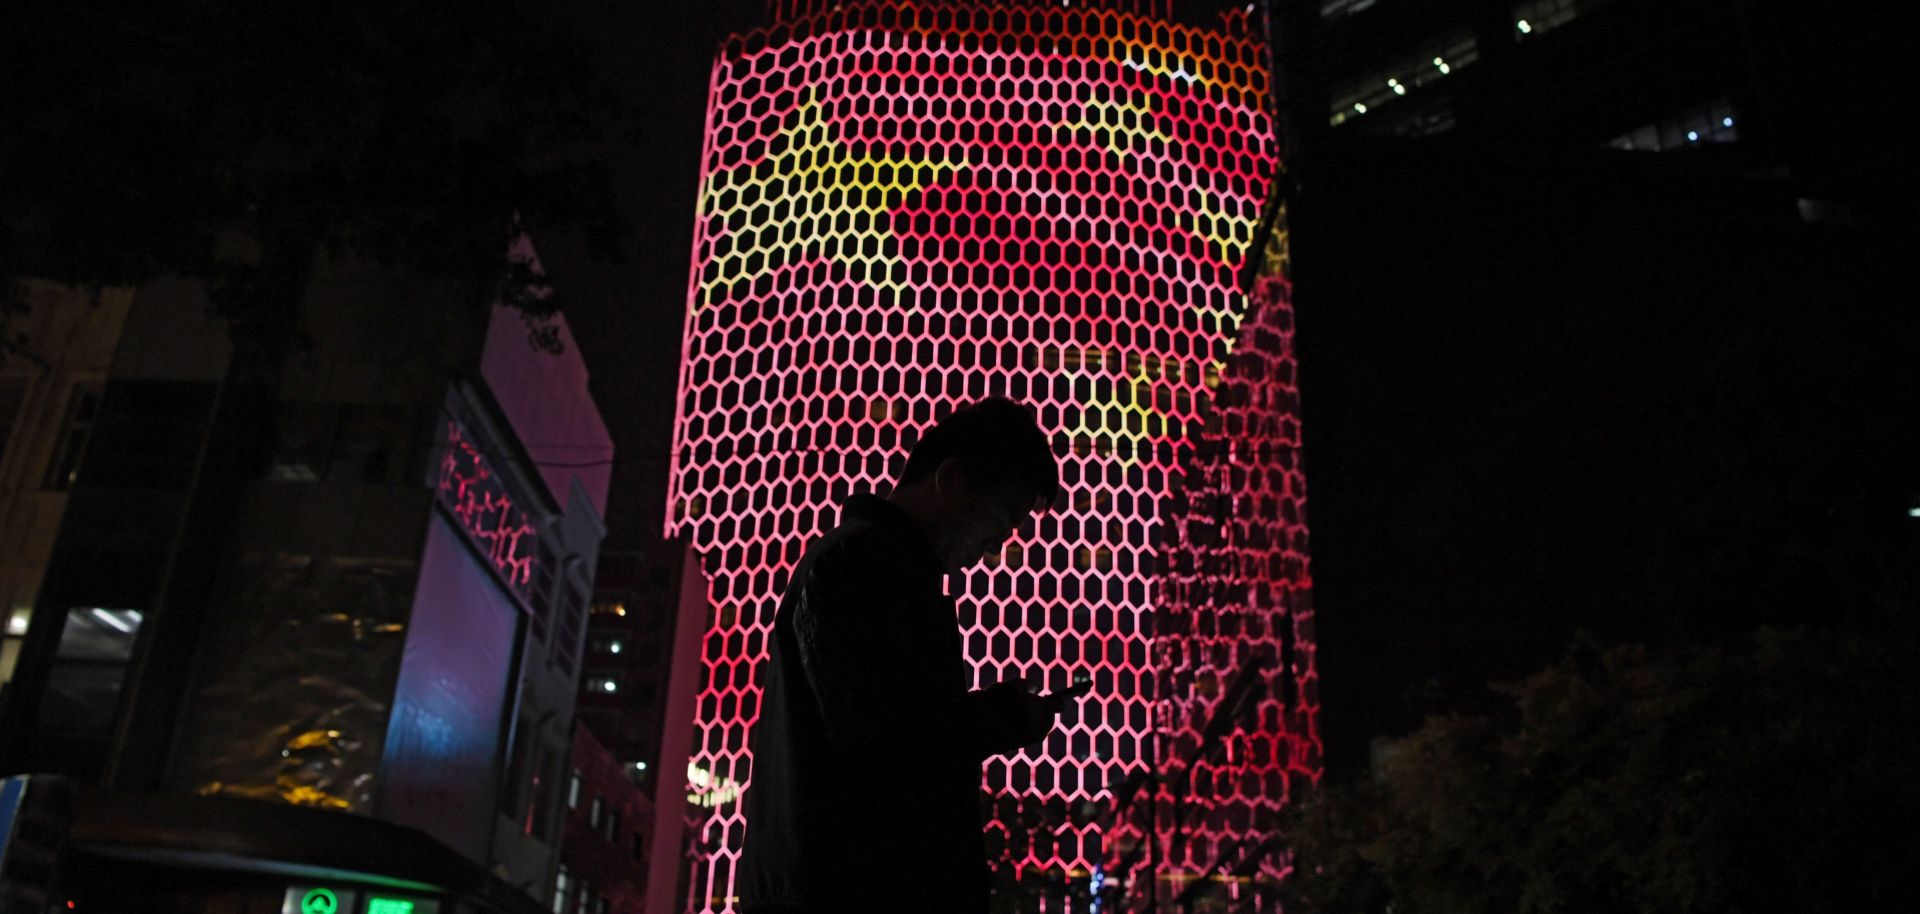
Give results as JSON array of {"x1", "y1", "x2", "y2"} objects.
[{"x1": 39, "y1": 606, "x2": 144, "y2": 732}]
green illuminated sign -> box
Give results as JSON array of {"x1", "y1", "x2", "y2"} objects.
[
  {"x1": 299, "y1": 889, "x2": 340, "y2": 914},
  {"x1": 367, "y1": 899, "x2": 415, "y2": 914}
]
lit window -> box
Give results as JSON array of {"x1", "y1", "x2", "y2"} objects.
[
  {"x1": 568, "y1": 770, "x2": 582, "y2": 809},
  {"x1": 1512, "y1": 0, "x2": 1592, "y2": 40},
  {"x1": 1319, "y1": 0, "x2": 1378, "y2": 20},
  {"x1": 43, "y1": 383, "x2": 101, "y2": 491},
  {"x1": 552, "y1": 866, "x2": 571, "y2": 914},
  {"x1": 1606, "y1": 98, "x2": 1738, "y2": 152},
  {"x1": 1327, "y1": 29, "x2": 1477, "y2": 128}
]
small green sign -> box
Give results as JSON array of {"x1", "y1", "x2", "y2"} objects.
[
  {"x1": 283, "y1": 886, "x2": 358, "y2": 914},
  {"x1": 300, "y1": 889, "x2": 340, "y2": 914},
  {"x1": 366, "y1": 899, "x2": 415, "y2": 914}
]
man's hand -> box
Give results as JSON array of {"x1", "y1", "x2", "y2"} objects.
[
  {"x1": 1040, "y1": 679, "x2": 1093, "y2": 714},
  {"x1": 987, "y1": 677, "x2": 1092, "y2": 746}
]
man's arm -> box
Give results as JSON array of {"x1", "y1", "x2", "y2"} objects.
[
  {"x1": 793, "y1": 535, "x2": 1077, "y2": 763},
  {"x1": 790, "y1": 538, "x2": 954, "y2": 759}
]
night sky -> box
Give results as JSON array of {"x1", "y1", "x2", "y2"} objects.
[{"x1": 528, "y1": 1, "x2": 1916, "y2": 778}]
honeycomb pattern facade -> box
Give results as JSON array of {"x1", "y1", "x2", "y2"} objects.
[
  {"x1": 665, "y1": 3, "x2": 1317, "y2": 910},
  {"x1": 1110, "y1": 207, "x2": 1320, "y2": 911}
]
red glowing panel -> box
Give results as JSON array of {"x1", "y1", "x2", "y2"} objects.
[
  {"x1": 667, "y1": 3, "x2": 1317, "y2": 911},
  {"x1": 1114, "y1": 208, "x2": 1320, "y2": 910},
  {"x1": 437, "y1": 420, "x2": 538, "y2": 597}
]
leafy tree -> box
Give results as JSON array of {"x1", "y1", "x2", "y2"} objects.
[
  {"x1": 1, "y1": 0, "x2": 622, "y2": 365},
  {"x1": 1284, "y1": 621, "x2": 1920, "y2": 914}
]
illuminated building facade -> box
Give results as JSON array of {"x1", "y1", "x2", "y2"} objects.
[{"x1": 666, "y1": 2, "x2": 1318, "y2": 910}]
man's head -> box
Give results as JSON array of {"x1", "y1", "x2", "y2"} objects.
[{"x1": 888, "y1": 397, "x2": 1059, "y2": 573}]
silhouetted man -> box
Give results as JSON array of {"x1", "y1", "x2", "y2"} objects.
[{"x1": 739, "y1": 397, "x2": 1083, "y2": 914}]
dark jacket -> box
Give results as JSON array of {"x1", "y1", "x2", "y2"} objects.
[{"x1": 738, "y1": 494, "x2": 1040, "y2": 914}]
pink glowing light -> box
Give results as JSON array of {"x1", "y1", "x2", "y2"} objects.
[
  {"x1": 438, "y1": 420, "x2": 538, "y2": 597},
  {"x1": 668, "y1": 3, "x2": 1317, "y2": 911}
]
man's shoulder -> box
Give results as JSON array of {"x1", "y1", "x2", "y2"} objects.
[{"x1": 806, "y1": 514, "x2": 910, "y2": 573}]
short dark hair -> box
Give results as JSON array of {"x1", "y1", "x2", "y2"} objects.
[{"x1": 899, "y1": 397, "x2": 1059, "y2": 506}]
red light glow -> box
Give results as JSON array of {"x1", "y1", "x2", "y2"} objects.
[
  {"x1": 437, "y1": 420, "x2": 539, "y2": 598},
  {"x1": 668, "y1": 3, "x2": 1317, "y2": 910}
]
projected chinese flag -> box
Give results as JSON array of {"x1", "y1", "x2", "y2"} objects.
[{"x1": 667, "y1": 2, "x2": 1318, "y2": 910}]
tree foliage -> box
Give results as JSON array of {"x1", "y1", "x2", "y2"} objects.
[
  {"x1": 1, "y1": 0, "x2": 622, "y2": 362},
  {"x1": 1283, "y1": 621, "x2": 1920, "y2": 914}
]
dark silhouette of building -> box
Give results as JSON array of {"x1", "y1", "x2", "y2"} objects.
[{"x1": 1257, "y1": 0, "x2": 1914, "y2": 775}]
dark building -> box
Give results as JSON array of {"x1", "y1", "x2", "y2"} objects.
[
  {"x1": 572, "y1": 541, "x2": 710, "y2": 914},
  {"x1": 0, "y1": 234, "x2": 616, "y2": 911},
  {"x1": 574, "y1": 544, "x2": 692, "y2": 787},
  {"x1": 554, "y1": 724, "x2": 653, "y2": 914},
  {"x1": 1258, "y1": 0, "x2": 1914, "y2": 774},
  {"x1": 547, "y1": 540, "x2": 702, "y2": 914}
]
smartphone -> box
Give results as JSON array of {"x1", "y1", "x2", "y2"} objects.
[{"x1": 1043, "y1": 679, "x2": 1094, "y2": 703}]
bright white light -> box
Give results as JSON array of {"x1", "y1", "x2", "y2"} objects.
[
  {"x1": 1517, "y1": 19, "x2": 1533, "y2": 33},
  {"x1": 637, "y1": 761, "x2": 648, "y2": 771},
  {"x1": 5, "y1": 612, "x2": 26, "y2": 636},
  {"x1": 1907, "y1": 506, "x2": 1920, "y2": 518},
  {"x1": 1353, "y1": 102, "x2": 1368, "y2": 114},
  {"x1": 1687, "y1": 130, "x2": 1700, "y2": 141},
  {"x1": 1437, "y1": 61, "x2": 1452, "y2": 75},
  {"x1": 90, "y1": 608, "x2": 136, "y2": 634},
  {"x1": 1723, "y1": 117, "x2": 1734, "y2": 127},
  {"x1": 610, "y1": 641, "x2": 623, "y2": 654},
  {"x1": 1388, "y1": 78, "x2": 1405, "y2": 96},
  {"x1": 601, "y1": 680, "x2": 618, "y2": 693}
]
